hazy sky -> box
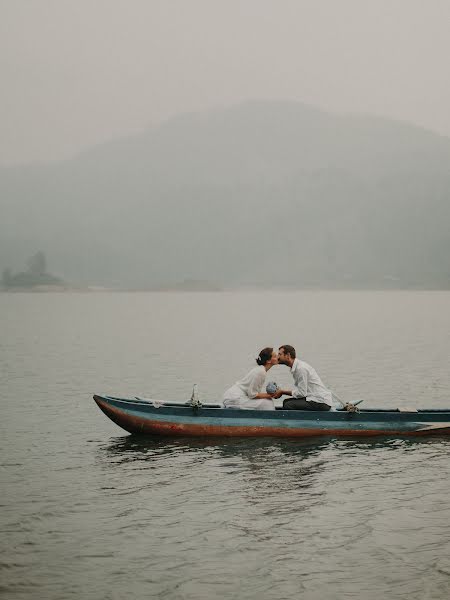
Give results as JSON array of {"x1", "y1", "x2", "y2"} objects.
[{"x1": 1, "y1": 0, "x2": 450, "y2": 165}]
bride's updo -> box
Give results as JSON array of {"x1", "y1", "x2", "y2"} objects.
[{"x1": 256, "y1": 347, "x2": 274, "y2": 366}]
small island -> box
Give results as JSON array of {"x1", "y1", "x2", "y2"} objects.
[{"x1": 1, "y1": 251, "x2": 66, "y2": 291}]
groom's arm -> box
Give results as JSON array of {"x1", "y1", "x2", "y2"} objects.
[{"x1": 275, "y1": 368, "x2": 307, "y2": 398}]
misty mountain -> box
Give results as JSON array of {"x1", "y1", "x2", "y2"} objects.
[{"x1": 1, "y1": 101, "x2": 449, "y2": 288}]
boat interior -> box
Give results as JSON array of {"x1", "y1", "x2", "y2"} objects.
[{"x1": 119, "y1": 397, "x2": 450, "y2": 413}]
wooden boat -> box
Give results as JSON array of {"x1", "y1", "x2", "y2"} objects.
[{"x1": 93, "y1": 394, "x2": 450, "y2": 438}]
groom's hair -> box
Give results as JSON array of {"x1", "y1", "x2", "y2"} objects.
[{"x1": 280, "y1": 345, "x2": 296, "y2": 359}]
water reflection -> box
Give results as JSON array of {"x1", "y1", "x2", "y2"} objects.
[
  {"x1": 97, "y1": 433, "x2": 450, "y2": 509},
  {"x1": 100, "y1": 433, "x2": 334, "y2": 463},
  {"x1": 97, "y1": 435, "x2": 336, "y2": 518},
  {"x1": 100, "y1": 432, "x2": 450, "y2": 462},
  {"x1": 97, "y1": 433, "x2": 450, "y2": 507}
]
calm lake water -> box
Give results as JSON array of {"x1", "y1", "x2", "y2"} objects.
[{"x1": 1, "y1": 291, "x2": 450, "y2": 600}]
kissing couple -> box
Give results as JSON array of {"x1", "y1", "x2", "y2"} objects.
[{"x1": 222, "y1": 345, "x2": 333, "y2": 411}]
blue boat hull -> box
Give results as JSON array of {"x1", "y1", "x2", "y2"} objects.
[{"x1": 93, "y1": 395, "x2": 450, "y2": 438}]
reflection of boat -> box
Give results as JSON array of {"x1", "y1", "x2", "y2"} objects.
[{"x1": 93, "y1": 395, "x2": 450, "y2": 438}]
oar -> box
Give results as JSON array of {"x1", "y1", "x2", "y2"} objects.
[{"x1": 135, "y1": 396, "x2": 222, "y2": 409}]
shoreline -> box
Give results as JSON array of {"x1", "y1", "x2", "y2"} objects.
[{"x1": 1, "y1": 286, "x2": 450, "y2": 293}]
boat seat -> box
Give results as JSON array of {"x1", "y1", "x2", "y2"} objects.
[{"x1": 397, "y1": 407, "x2": 418, "y2": 412}]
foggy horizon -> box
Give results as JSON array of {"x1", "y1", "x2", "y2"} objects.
[
  {"x1": 2, "y1": 99, "x2": 449, "y2": 290},
  {"x1": 2, "y1": 0, "x2": 450, "y2": 165}
]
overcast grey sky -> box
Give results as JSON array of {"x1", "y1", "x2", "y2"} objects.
[{"x1": 1, "y1": 0, "x2": 450, "y2": 165}]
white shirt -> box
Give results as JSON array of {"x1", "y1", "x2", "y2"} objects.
[
  {"x1": 223, "y1": 365, "x2": 266, "y2": 403},
  {"x1": 290, "y1": 359, "x2": 333, "y2": 406}
]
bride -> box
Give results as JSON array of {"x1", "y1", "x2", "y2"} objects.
[{"x1": 222, "y1": 347, "x2": 278, "y2": 410}]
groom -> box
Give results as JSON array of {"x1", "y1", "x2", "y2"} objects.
[{"x1": 275, "y1": 345, "x2": 333, "y2": 411}]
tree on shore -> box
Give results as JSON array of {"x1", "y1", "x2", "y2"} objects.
[
  {"x1": 27, "y1": 251, "x2": 47, "y2": 276},
  {"x1": 1, "y1": 252, "x2": 64, "y2": 288}
]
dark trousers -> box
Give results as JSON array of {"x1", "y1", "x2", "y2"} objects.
[{"x1": 283, "y1": 397, "x2": 331, "y2": 411}]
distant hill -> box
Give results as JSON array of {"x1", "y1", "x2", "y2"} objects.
[{"x1": 1, "y1": 101, "x2": 449, "y2": 288}]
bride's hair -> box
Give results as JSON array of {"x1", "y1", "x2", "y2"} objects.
[{"x1": 256, "y1": 347, "x2": 273, "y2": 366}]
